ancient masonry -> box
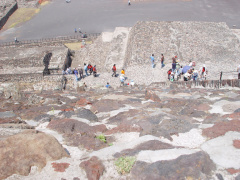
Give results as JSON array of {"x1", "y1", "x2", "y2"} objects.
[
  {"x1": 1, "y1": 21, "x2": 240, "y2": 94},
  {"x1": 0, "y1": 0, "x2": 17, "y2": 30}
]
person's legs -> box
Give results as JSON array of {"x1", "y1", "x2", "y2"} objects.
[
  {"x1": 238, "y1": 73, "x2": 240, "y2": 79},
  {"x1": 85, "y1": 70, "x2": 88, "y2": 76}
]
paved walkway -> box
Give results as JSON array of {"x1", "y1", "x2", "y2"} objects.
[{"x1": 1, "y1": 0, "x2": 240, "y2": 42}]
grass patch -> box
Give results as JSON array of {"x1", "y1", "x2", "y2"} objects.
[
  {"x1": 3, "y1": 8, "x2": 40, "y2": 30},
  {"x1": 65, "y1": 43, "x2": 82, "y2": 51},
  {"x1": 115, "y1": 156, "x2": 136, "y2": 174},
  {"x1": 65, "y1": 41, "x2": 92, "y2": 51},
  {"x1": 96, "y1": 134, "x2": 107, "y2": 143}
]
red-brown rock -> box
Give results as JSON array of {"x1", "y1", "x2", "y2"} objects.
[
  {"x1": 227, "y1": 168, "x2": 240, "y2": 174},
  {"x1": 105, "y1": 124, "x2": 142, "y2": 135},
  {"x1": 194, "y1": 103, "x2": 211, "y2": 111},
  {"x1": 75, "y1": 99, "x2": 92, "y2": 107},
  {"x1": 80, "y1": 156, "x2": 105, "y2": 180},
  {"x1": 202, "y1": 120, "x2": 240, "y2": 138},
  {"x1": 51, "y1": 162, "x2": 70, "y2": 172},
  {"x1": 91, "y1": 99, "x2": 124, "y2": 113},
  {"x1": 145, "y1": 90, "x2": 161, "y2": 102},
  {"x1": 61, "y1": 108, "x2": 74, "y2": 112},
  {"x1": 48, "y1": 119, "x2": 108, "y2": 150},
  {"x1": 223, "y1": 112, "x2": 240, "y2": 120},
  {"x1": 233, "y1": 140, "x2": 240, "y2": 149},
  {"x1": 0, "y1": 130, "x2": 69, "y2": 180}
]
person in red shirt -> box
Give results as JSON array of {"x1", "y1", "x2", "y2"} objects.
[
  {"x1": 112, "y1": 64, "x2": 116, "y2": 77},
  {"x1": 87, "y1": 64, "x2": 93, "y2": 75},
  {"x1": 167, "y1": 69, "x2": 172, "y2": 80},
  {"x1": 93, "y1": 65, "x2": 97, "y2": 77}
]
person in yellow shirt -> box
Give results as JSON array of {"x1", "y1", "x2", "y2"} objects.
[{"x1": 121, "y1": 69, "x2": 125, "y2": 75}]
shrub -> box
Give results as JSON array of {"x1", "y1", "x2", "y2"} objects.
[
  {"x1": 96, "y1": 134, "x2": 107, "y2": 143},
  {"x1": 115, "y1": 156, "x2": 136, "y2": 174}
]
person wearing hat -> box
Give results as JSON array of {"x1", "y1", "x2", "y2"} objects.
[{"x1": 78, "y1": 65, "x2": 84, "y2": 79}]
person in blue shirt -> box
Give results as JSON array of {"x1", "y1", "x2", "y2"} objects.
[
  {"x1": 84, "y1": 63, "x2": 89, "y2": 77},
  {"x1": 105, "y1": 82, "x2": 110, "y2": 88},
  {"x1": 150, "y1": 54, "x2": 154, "y2": 68},
  {"x1": 74, "y1": 68, "x2": 78, "y2": 81}
]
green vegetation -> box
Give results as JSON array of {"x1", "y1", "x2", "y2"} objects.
[
  {"x1": 115, "y1": 156, "x2": 136, "y2": 174},
  {"x1": 96, "y1": 134, "x2": 107, "y2": 143}
]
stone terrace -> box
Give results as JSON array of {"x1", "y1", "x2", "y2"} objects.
[{"x1": 124, "y1": 21, "x2": 240, "y2": 80}]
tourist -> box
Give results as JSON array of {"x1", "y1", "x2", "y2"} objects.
[
  {"x1": 74, "y1": 68, "x2": 78, "y2": 81},
  {"x1": 82, "y1": 32, "x2": 87, "y2": 38},
  {"x1": 161, "y1": 54, "x2": 164, "y2": 68},
  {"x1": 167, "y1": 69, "x2": 172, "y2": 80},
  {"x1": 81, "y1": 40, "x2": 85, "y2": 47},
  {"x1": 128, "y1": 0, "x2": 131, "y2": 5},
  {"x1": 106, "y1": 82, "x2": 111, "y2": 88},
  {"x1": 184, "y1": 72, "x2": 191, "y2": 81},
  {"x1": 192, "y1": 68, "x2": 198, "y2": 81},
  {"x1": 78, "y1": 65, "x2": 83, "y2": 79},
  {"x1": 75, "y1": 28, "x2": 77, "y2": 33},
  {"x1": 172, "y1": 56, "x2": 176, "y2": 63},
  {"x1": 150, "y1": 54, "x2": 155, "y2": 68},
  {"x1": 199, "y1": 64, "x2": 207, "y2": 80},
  {"x1": 66, "y1": 0, "x2": 70, "y2": 3},
  {"x1": 120, "y1": 74, "x2": 125, "y2": 86},
  {"x1": 172, "y1": 61, "x2": 176, "y2": 73},
  {"x1": 79, "y1": 28, "x2": 82, "y2": 33},
  {"x1": 66, "y1": 67, "x2": 72, "y2": 74},
  {"x1": 84, "y1": 63, "x2": 89, "y2": 76},
  {"x1": 93, "y1": 65, "x2": 97, "y2": 77},
  {"x1": 177, "y1": 66, "x2": 183, "y2": 80},
  {"x1": 130, "y1": 80, "x2": 135, "y2": 87},
  {"x1": 170, "y1": 72, "x2": 174, "y2": 82},
  {"x1": 237, "y1": 64, "x2": 240, "y2": 79},
  {"x1": 112, "y1": 64, "x2": 117, "y2": 77},
  {"x1": 121, "y1": 69, "x2": 125, "y2": 75},
  {"x1": 87, "y1": 64, "x2": 93, "y2": 75},
  {"x1": 14, "y1": 37, "x2": 18, "y2": 43}
]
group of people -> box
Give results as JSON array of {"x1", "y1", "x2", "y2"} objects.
[
  {"x1": 74, "y1": 28, "x2": 87, "y2": 38},
  {"x1": 62, "y1": 63, "x2": 135, "y2": 88},
  {"x1": 166, "y1": 56, "x2": 208, "y2": 82},
  {"x1": 63, "y1": 63, "x2": 97, "y2": 81}
]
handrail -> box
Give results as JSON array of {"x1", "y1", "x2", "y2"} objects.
[
  {"x1": 0, "y1": 33, "x2": 101, "y2": 47},
  {"x1": 220, "y1": 71, "x2": 238, "y2": 81}
]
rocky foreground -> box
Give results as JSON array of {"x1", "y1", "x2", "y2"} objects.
[{"x1": 0, "y1": 83, "x2": 240, "y2": 180}]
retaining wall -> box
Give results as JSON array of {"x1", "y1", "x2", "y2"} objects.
[
  {"x1": 0, "y1": 2, "x2": 17, "y2": 30},
  {"x1": 0, "y1": 73, "x2": 43, "y2": 83}
]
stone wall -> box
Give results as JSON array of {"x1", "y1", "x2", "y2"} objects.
[
  {"x1": 0, "y1": 1, "x2": 17, "y2": 30},
  {"x1": 3, "y1": 57, "x2": 43, "y2": 68},
  {"x1": 0, "y1": 73, "x2": 43, "y2": 83},
  {"x1": 124, "y1": 21, "x2": 240, "y2": 80}
]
